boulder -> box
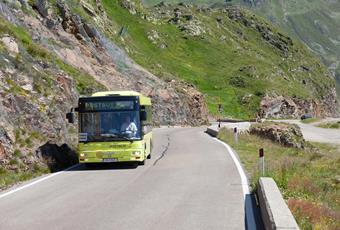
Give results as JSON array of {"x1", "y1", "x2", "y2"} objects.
[
  {"x1": 179, "y1": 20, "x2": 205, "y2": 37},
  {"x1": 259, "y1": 93, "x2": 339, "y2": 119},
  {"x1": 32, "y1": 0, "x2": 49, "y2": 18},
  {"x1": 0, "y1": 142, "x2": 6, "y2": 159},
  {"x1": 1, "y1": 36, "x2": 19, "y2": 55},
  {"x1": 250, "y1": 122, "x2": 305, "y2": 148},
  {"x1": 259, "y1": 96, "x2": 300, "y2": 118},
  {"x1": 37, "y1": 142, "x2": 78, "y2": 172},
  {"x1": 120, "y1": 0, "x2": 137, "y2": 15}
]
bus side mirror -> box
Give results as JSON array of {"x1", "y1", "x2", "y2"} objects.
[
  {"x1": 140, "y1": 111, "x2": 147, "y2": 121},
  {"x1": 66, "y1": 108, "x2": 76, "y2": 124}
]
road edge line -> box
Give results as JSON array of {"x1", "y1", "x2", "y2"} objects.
[
  {"x1": 214, "y1": 138, "x2": 249, "y2": 196},
  {"x1": 212, "y1": 138, "x2": 257, "y2": 230},
  {"x1": 0, "y1": 164, "x2": 80, "y2": 199}
]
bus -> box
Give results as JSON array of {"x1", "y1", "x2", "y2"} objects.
[{"x1": 66, "y1": 91, "x2": 153, "y2": 166}]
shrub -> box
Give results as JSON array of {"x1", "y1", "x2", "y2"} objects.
[{"x1": 13, "y1": 149, "x2": 23, "y2": 158}]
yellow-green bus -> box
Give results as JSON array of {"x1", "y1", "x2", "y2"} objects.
[{"x1": 66, "y1": 91, "x2": 153, "y2": 166}]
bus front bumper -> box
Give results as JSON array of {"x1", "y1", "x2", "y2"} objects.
[{"x1": 78, "y1": 150, "x2": 145, "y2": 163}]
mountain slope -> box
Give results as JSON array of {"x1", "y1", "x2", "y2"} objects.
[
  {"x1": 240, "y1": 0, "x2": 340, "y2": 98},
  {"x1": 144, "y1": 0, "x2": 340, "y2": 100},
  {"x1": 100, "y1": 0, "x2": 337, "y2": 118}
]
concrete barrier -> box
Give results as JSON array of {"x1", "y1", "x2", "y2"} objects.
[
  {"x1": 219, "y1": 118, "x2": 257, "y2": 123},
  {"x1": 257, "y1": 177, "x2": 299, "y2": 230},
  {"x1": 206, "y1": 127, "x2": 218, "y2": 137},
  {"x1": 206, "y1": 127, "x2": 300, "y2": 230}
]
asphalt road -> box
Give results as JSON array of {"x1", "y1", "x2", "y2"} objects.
[
  {"x1": 278, "y1": 119, "x2": 340, "y2": 146},
  {"x1": 214, "y1": 119, "x2": 340, "y2": 147},
  {"x1": 0, "y1": 127, "x2": 259, "y2": 230}
]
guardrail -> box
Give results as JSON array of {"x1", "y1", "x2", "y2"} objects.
[{"x1": 206, "y1": 126, "x2": 300, "y2": 230}]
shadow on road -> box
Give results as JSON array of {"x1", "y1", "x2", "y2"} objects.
[
  {"x1": 245, "y1": 194, "x2": 264, "y2": 230},
  {"x1": 68, "y1": 162, "x2": 139, "y2": 171}
]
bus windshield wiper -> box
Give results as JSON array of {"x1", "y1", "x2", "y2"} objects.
[
  {"x1": 116, "y1": 134, "x2": 133, "y2": 142},
  {"x1": 101, "y1": 134, "x2": 118, "y2": 138},
  {"x1": 101, "y1": 133, "x2": 133, "y2": 142}
]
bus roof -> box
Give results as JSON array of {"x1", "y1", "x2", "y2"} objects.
[{"x1": 91, "y1": 91, "x2": 151, "y2": 105}]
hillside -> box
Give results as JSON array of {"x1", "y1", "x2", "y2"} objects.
[
  {"x1": 144, "y1": 0, "x2": 340, "y2": 99},
  {"x1": 101, "y1": 0, "x2": 337, "y2": 118},
  {"x1": 235, "y1": 0, "x2": 340, "y2": 100}
]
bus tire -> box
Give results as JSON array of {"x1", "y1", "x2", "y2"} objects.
[
  {"x1": 85, "y1": 163, "x2": 95, "y2": 168},
  {"x1": 147, "y1": 140, "x2": 152, "y2": 159}
]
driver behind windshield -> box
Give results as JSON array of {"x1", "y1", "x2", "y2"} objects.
[{"x1": 120, "y1": 115, "x2": 137, "y2": 137}]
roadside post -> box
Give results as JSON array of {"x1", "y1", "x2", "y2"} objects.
[
  {"x1": 217, "y1": 101, "x2": 222, "y2": 129},
  {"x1": 234, "y1": 127, "x2": 238, "y2": 144},
  {"x1": 216, "y1": 97, "x2": 222, "y2": 130},
  {"x1": 259, "y1": 148, "x2": 265, "y2": 176}
]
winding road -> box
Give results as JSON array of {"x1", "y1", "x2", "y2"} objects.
[
  {"x1": 0, "y1": 127, "x2": 261, "y2": 230},
  {"x1": 216, "y1": 118, "x2": 340, "y2": 147},
  {"x1": 279, "y1": 119, "x2": 340, "y2": 146}
]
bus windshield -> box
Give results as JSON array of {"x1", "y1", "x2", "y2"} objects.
[{"x1": 79, "y1": 111, "x2": 141, "y2": 142}]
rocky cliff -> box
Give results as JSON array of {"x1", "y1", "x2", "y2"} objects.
[{"x1": 0, "y1": 0, "x2": 208, "y2": 188}]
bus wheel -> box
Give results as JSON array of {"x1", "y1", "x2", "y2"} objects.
[
  {"x1": 139, "y1": 159, "x2": 145, "y2": 165},
  {"x1": 139, "y1": 151, "x2": 146, "y2": 165},
  {"x1": 85, "y1": 163, "x2": 96, "y2": 169},
  {"x1": 147, "y1": 141, "x2": 152, "y2": 159}
]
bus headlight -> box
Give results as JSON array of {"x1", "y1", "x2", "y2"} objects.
[
  {"x1": 132, "y1": 151, "x2": 141, "y2": 156},
  {"x1": 80, "y1": 153, "x2": 86, "y2": 157}
]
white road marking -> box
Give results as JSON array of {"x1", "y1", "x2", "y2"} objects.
[
  {"x1": 0, "y1": 164, "x2": 80, "y2": 199},
  {"x1": 213, "y1": 138, "x2": 257, "y2": 230},
  {"x1": 214, "y1": 138, "x2": 250, "y2": 196}
]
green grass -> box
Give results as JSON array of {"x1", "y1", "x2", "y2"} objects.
[
  {"x1": 95, "y1": 0, "x2": 335, "y2": 119},
  {"x1": 142, "y1": 0, "x2": 223, "y2": 6},
  {"x1": 218, "y1": 128, "x2": 340, "y2": 229},
  {"x1": 143, "y1": 0, "x2": 340, "y2": 103},
  {"x1": 0, "y1": 164, "x2": 49, "y2": 190},
  {"x1": 301, "y1": 118, "x2": 320, "y2": 124},
  {"x1": 317, "y1": 122, "x2": 340, "y2": 129}
]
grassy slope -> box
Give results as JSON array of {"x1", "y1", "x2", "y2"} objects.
[
  {"x1": 218, "y1": 128, "x2": 340, "y2": 229},
  {"x1": 317, "y1": 122, "x2": 340, "y2": 129},
  {"x1": 142, "y1": 0, "x2": 220, "y2": 6},
  {"x1": 250, "y1": 0, "x2": 340, "y2": 98},
  {"x1": 99, "y1": 0, "x2": 334, "y2": 119},
  {"x1": 143, "y1": 0, "x2": 340, "y2": 100}
]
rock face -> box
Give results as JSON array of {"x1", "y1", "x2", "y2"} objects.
[
  {"x1": 250, "y1": 122, "x2": 305, "y2": 148},
  {"x1": 226, "y1": 6, "x2": 293, "y2": 57},
  {"x1": 0, "y1": 0, "x2": 209, "y2": 183},
  {"x1": 259, "y1": 91, "x2": 338, "y2": 119}
]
